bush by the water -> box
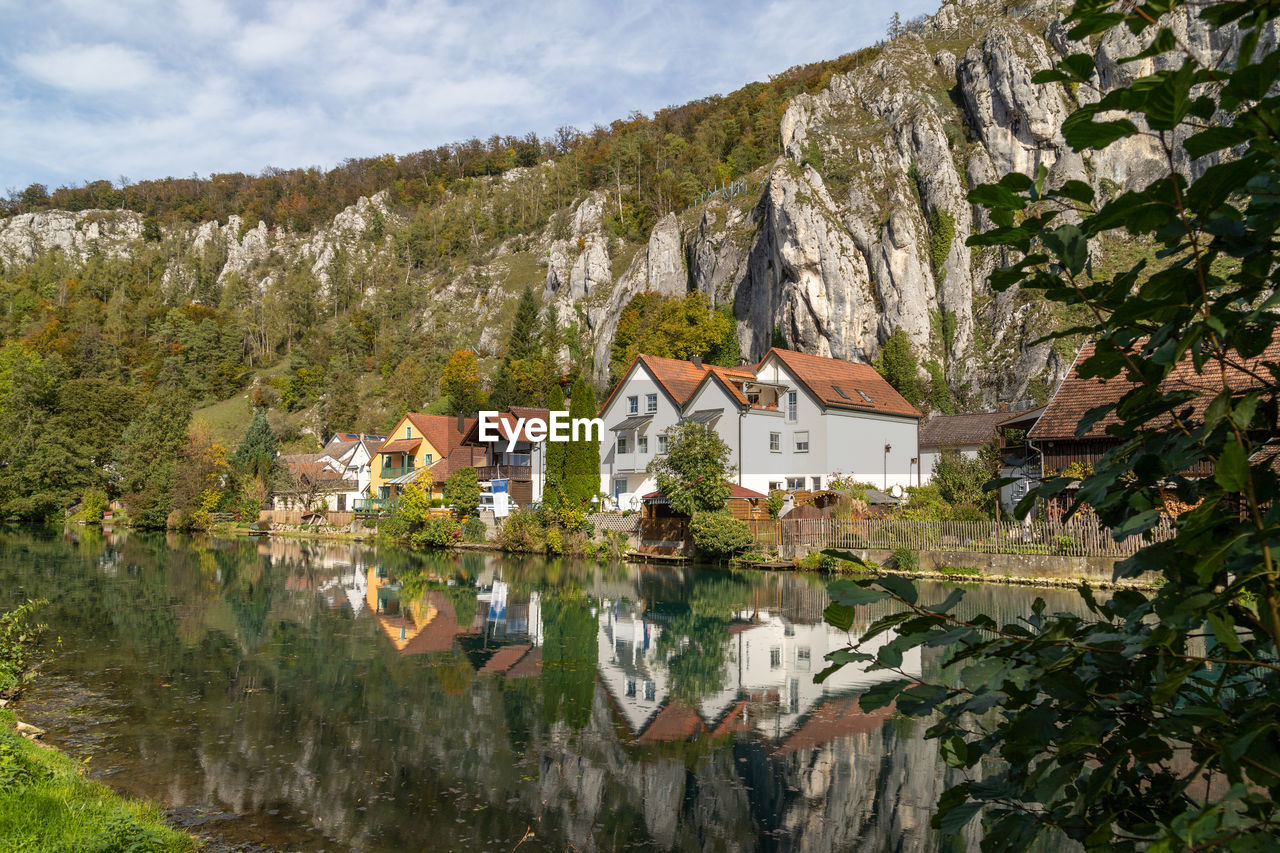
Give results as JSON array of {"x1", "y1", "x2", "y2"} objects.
[
  {"x1": 462, "y1": 517, "x2": 488, "y2": 543},
  {"x1": 0, "y1": 600, "x2": 45, "y2": 696},
  {"x1": 891, "y1": 547, "x2": 919, "y2": 572},
  {"x1": 411, "y1": 517, "x2": 460, "y2": 549},
  {"x1": 690, "y1": 510, "x2": 752, "y2": 559}
]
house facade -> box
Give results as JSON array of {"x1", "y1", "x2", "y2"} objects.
[
  {"x1": 317, "y1": 433, "x2": 384, "y2": 511},
  {"x1": 460, "y1": 406, "x2": 550, "y2": 507},
  {"x1": 598, "y1": 350, "x2": 921, "y2": 509},
  {"x1": 363, "y1": 414, "x2": 475, "y2": 511}
]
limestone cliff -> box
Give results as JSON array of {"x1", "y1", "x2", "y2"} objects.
[{"x1": 0, "y1": 0, "x2": 1242, "y2": 410}]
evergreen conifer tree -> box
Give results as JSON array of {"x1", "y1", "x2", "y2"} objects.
[
  {"x1": 234, "y1": 407, "x2": 279, "y2": 482},
  {"x1": 507, "y1": 284, "x2": 541, "y2": 362},
  {"x1": 564, "y1": 375, "x2": 600, "y2": 508},
  {"x1": 543, "y1": 383, "x2": 567, "y2": 510}
]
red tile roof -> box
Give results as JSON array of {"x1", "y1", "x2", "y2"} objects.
[
  {"x1": 766, "y1": 348, "x2": 921, "y2": 418},
  {"x1": 637, "y1": 702, "x2": 704, "y2": 743},
  {"x1": 480, "y1": 643, "x2": 532, "y2": 674},
  {"x1": 377, "y1": 438, "x2": 421, "y2": 453},
  {"x1": 1029, "y1": 339, "x2": 1280, "y2": 441},
  {"x1": 774, "y1": 695, "x2": 894, "y2": 756},
  {"x1": 378, "y1": 414, "x2": 475, "y2": 456},
  {"x1": 461, "y1": 408, "x2": 553, "y2": 445}
]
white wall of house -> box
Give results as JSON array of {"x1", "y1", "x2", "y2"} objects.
[
  {"x1": 918, "y1": 443, "x2": 982, "y2": 487},
  {"x1": 598, "y1": 363, "x2": 683, "y2": 510},
  {"x1": 600, "y1": 357, "x2": 921, "y2": 503}
]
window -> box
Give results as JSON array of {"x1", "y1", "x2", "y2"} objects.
[
  {"x1": 812, "y1": 476, "x2": 822, "y2": 490},
  {"x1": 646, "y1": 393, "x2": 657, "y2": 413},
  {"x1": 405, "y1": 425, "x2": 411, "y2": 439},
  {"x1": 616, "y1": 435, "x2": 628, "y2": 454},
  {"x1": 425, "y1": 453, "x2": 433, "y2": 464},
  {"x1": 787, "y1": 391, "x2": 798, "y2": 422},
  {"x1": 613, "y1": 478, "x2": 627, "y2": 497},
  {"x1": 657, "y1": 434, "x2": 668, "y2": 454},
  {"x1": 638, "y1": 435, "x2": 648, "y2": 453},
  {"x1": 787, "y1": 476, "x2": 804, "y2": 490},
  {"x1": 789, "y1": 678, "x2": 800, "y2": 714},
  {"x1": 796, "y1": 647, "x2": 811, "y2": 670},
  {"x1": 768, "y1": 481, "x2": 782, "y2": 491},
  {"x1": 626, "y1": 678, "x2": 636, "y2": 698},
  {"x1": 337, "y1": 495, "x2": 346, "y2": 511},
  {"x1": 628, "y1": 395, "x2": 638, "y2": 414},
  {"x1": 747, "y1": 392, "x2": 759, "y2": 404},
  {"x1": 769, "y1": 432, "x2": 781, "y2": 452},
  {"x1": 645, "y1": 680, "x2": 656, "y2": 701},
  {"x1": 770, "y1": 647, "x2": 782, "y2": 669},
  {"x1": 794, "y1": 431, "x2": 809, "y2": 453}
]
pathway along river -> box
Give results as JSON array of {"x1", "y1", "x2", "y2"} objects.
[{"x1": 2, "y1": 528, "x2": 1087, "y2": 851}]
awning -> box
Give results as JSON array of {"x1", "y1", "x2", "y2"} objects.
[
  {"x1": 387, "y1": 468, "x2": 427, "y2": 486},
  {"x1": 379, "y1": 438, "x2": 421, "y2": 453},
  {"x1": 683, "y1": 408, "x2": 723, "y2": 425},
  {"x1": 611, "y1": 414, "x2": 654, "y2": 432}
]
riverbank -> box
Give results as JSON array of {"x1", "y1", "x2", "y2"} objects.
[{"x1": 0, "y1": 706, "x2": 196, "y2": 851}]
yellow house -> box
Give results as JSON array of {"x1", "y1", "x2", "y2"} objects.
[{"x1": 359, "y1": 413, "x2": 475, "y2": 511}]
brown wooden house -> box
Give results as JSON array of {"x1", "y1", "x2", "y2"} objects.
[{"x1": 1029, "y1": 339, "x2": 1280, "y2": 513}]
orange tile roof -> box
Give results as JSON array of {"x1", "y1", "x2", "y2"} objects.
[
  {"x1": 637, "y1": 354, "x2": 710, "y2": 404},
  {"x1": 480, "y1": 643, "x2": 532, "y2": 674},
  {"x1": 1029, "y1": 338, "x2": 1280, "y2": 441},
  {"x1": 378, "y1": 414, "x2": 475, "y2": 456},
  {"x1": 637, "y1": 701, "x2": 704, "y2": 743},
  {"x1": 774, "y1": 695, "x2": 894, "y2": 756},
  {"x1": 377, "y1": 438, "x2": 421, "y2": 454},
  {"x1": 462, "y1": 408, "x2": 552, "y2": 445},
  {"x1": 767, "y1": 348, "x2": 922, "y2": 418}
]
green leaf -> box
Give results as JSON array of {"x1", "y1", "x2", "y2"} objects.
[
  {"x1": 1063, "y1": 108, "x2": 1139, "y2": 151},
  {"x1": 1214, "y1": 442, "x2": 1249, "y2": 492},
  {"x1": 858, "y1": 678, "x2": 911, "y2": 712},
  {"x1": 1207, "y1": 612, "x2": 1245, "y2": 652},
  {"x1": 875, "y1": 575, "x2": 919, "y2": 604},
  {"x1": 823, "y1": 602, "x2": 857, "y2": 632},
  {"x1": 941, "y1": 736, "x2": 969, "y2": 768}
]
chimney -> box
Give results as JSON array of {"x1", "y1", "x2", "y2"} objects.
[
  {"x1": 998, "y1": 402, "x2": 1010, "y2": 413},
  {"x1": 457, "y1": 413, "x2": 465, "y2": 433},
  {"x1": 691, "y1": 355, "x2": 703, "y2": 369}
]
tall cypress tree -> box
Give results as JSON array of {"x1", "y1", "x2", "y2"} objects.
[
  {"x1": 564, "y1": 375, "x2": 600, "y2": 508},
  {"x1": 543, "y1": 383, "x2": 567, "y2": 510}
]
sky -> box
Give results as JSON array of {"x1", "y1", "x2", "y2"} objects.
[{"x1": 1, "y1": 0, "x2": 937, "y2": 193}]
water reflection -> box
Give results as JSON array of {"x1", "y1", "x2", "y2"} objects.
[{"x1": 2, "y1": 529, "x2": 1084, "y2": 852}]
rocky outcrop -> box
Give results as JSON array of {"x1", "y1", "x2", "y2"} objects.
[{"x1": 0, "y1": 208, "x2": 143, "y2": 265}]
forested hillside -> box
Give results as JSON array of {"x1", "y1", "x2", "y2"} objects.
[{"x1": 0, "y1": 0, "x2": 1219, "y2": 524}]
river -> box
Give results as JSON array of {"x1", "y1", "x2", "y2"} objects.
[{"x1": 0, "y1": 527, "x2": 1086, "y2": 852}]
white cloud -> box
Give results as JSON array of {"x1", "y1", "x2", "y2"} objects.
[
  {"x1": 13, "y1": 43, "x2": 161, "y2": 95},
  {"x1": 1, "y1": 0, "x2": 940, "y2": 190}
]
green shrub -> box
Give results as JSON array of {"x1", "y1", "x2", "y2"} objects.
[
  {"x1": 78, "y1": 488, "x2": 109, "y2": 523},
  {"x1": 0, "y1": 600, "x2": 46, "y2": 696},
  {"x1": 929, "y1": 208, "x2": 955, "y2": 282},
  {"x1": 462, "y1": 517, "x2": 487, "y2": 543},
  {"x1": 411, "y1": 517, "x2": 460, "y2": 549},
  {"x1": 497, "y1": 510, "x2": 545, "y2": 553},
  {"x1": 891, "y1": 546, "x2": 919, "y2": 572},
  {"x1": 442, "y1": 467, "x2": 480, "y2": 518},
  {"x1": 690, "y1": 509, "x2": 753, "y2": 559},
  {"x1": 766, "y1": 490, "x2": 785, "y2": 518},
  {"x1": 939, "y1": 565, "x2": 981, "y2": 576}
]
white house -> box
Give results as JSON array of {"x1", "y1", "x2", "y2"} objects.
[
  {"x1": 917, "y1": 412, "x2": 1009, "y2": 485},
  {"x1": 598, "y1": 350, "x2": 922, "y2": 509}
]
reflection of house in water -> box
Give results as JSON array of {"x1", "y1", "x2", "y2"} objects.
[
  {"x1": 595, "y1": 598, "x2": 920, "y2": 749},
  {"x1": 367, "y1": 569, "x2": 481, "y2": 656}
]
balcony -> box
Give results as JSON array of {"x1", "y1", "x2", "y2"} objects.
[
  {"x1": 476, "y1": 465, "x2": 532, "y2": 481},
  {"x1": 379, "y1": 464, "x2": 416, "y2": 480},
  {"x1": 354, "y1": 498, "x2": 398, "y2": 515}
]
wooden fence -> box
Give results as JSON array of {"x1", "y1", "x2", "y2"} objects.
[
  {"x1": 258, "y1": 510, "x2": 356, "y2": 527},
  {"x1": 748, "y1": 517, "x2": 1176, "y2": 558}
]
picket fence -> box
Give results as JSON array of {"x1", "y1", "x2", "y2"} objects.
[{"x1": 747, "y1": 517, "x2": 1176, "y2": 558}]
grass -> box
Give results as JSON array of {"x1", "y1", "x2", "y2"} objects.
[{"x1": 0, "y1": 708, "x2": 195, "y2": 852}]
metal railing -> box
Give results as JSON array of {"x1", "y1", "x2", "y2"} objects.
[
  {"x1": 476, "y1": 465, "x2": 532, "y2": 481},
  {"x1": 379, "y1": 464, "x2": 416, "y2": 480},
  {"x1": 354, "y1": 498, "x2": 398, "y2": 514}
]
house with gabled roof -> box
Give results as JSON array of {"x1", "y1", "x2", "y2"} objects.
[
  {"x1": 599, "y1": 349, "x2": 921, "y2": 509},
  {"x1": 459, "y1": 405, "x2": 550, "y2": 506},
  {"x1": 362, "y1": 413, "x2": 477, "y2": 512}
]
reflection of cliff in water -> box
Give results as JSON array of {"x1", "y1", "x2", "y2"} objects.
[{"x1": 2, "y1": 532, "x2": 1071, "y2": 851}]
